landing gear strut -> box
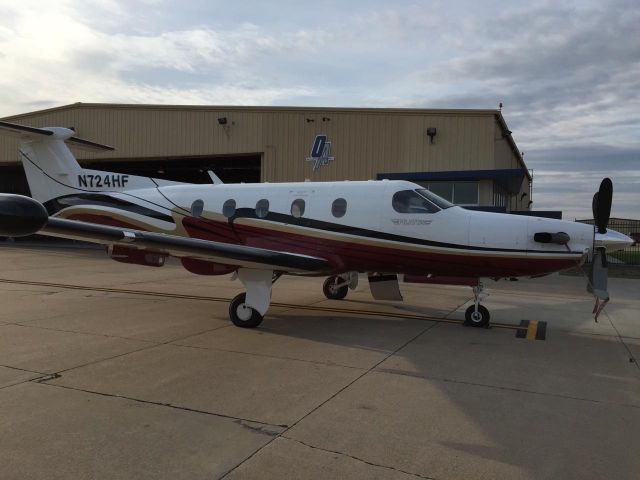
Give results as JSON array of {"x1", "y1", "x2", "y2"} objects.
[
  {"x1": 464, "y1": 283, "x2": 490, "y2": 328},
  {"x1": 228, "y1": 268, "x2": 275, "y2": 328}
]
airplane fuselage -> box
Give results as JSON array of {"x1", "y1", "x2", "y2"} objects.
[{"x1": 49, "y1": 180, "x2": 594, "y2": 278}]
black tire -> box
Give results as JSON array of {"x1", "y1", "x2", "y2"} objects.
[
  {"x1": 229, "y1": 293, "x2": 264, "y2": 328},
  {"x1": 323, "y1": 276, "x2": 349, "y2": 300},
  {"x1": 464, "y1": 305, "x2": 490, "y2": 328}
]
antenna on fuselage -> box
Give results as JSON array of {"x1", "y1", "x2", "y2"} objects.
[{"x1": 207, "y1": 171, "x2": 224, "y2": 185}]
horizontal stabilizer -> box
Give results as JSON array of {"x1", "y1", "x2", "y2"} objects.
[
  {"x1": 0, "y1": 120, "x2": 114, "y2": 152},
  {"x1": 65, "y1": 136, "x2": 115, "y2": 152},
  {"x1": 0, "y1": 120, "x2": 53, "y2": 137}
]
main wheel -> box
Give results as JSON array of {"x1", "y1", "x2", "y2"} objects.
[
  {"x1": 229, "y1": 293, "x2": 264, "y2": 328},
  {"x1": 464, "y1": 305, "x2": 490, "y2": 328},
  {"x1": 323, "y1": 276, "x2": 349, "y2": 300}
]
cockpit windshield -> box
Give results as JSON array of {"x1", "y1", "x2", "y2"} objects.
[{"x1": 415, "y1": 188, "x2": 455, "y2": 209}]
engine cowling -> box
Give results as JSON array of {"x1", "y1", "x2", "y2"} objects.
[{"x1": 108, "y1": 245, "x2": 166, "y2": 267}]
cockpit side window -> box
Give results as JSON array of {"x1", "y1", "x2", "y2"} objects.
[
  {"x1": 415, "y1": 188, "x2": 454, "y2": 209},
  {"x1": 392, "y1": 190, "x2": 439, "y2": 214}
]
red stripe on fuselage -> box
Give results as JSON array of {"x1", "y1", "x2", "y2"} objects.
[
  {"x1": 63, "y1": 213, "x2": 580, "y2": 277},
  {"x1": 65, "y1": 213, "x2": 142, "y2": 230},
  {"x1": 182, "y1": 217, "x2": 580, "y2": 277}
]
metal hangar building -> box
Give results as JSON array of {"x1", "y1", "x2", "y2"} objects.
[{"x1": 0, "y1": 103, "x2": 532, "y2": 212}]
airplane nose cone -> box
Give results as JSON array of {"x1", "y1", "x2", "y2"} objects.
[
  {"x1": 0, "y1": 194, "x2": 49, "y2": 237},
  {"x1": 594, "y1": 228, "x2": 634, "y2": 252}
]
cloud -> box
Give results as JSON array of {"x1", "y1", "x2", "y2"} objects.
[
  {"x1": 523, "y1": 145, "x2": 640, "y2": 219},
  {"x1": 0, "y1": 1, "x2": 318, "y2": 113},
  {"x1": 411, "y1": 1, "x2": 640, "y2": 147},
  {"x1": 399, "y1": 0, "x2": 640, "y2": 219},
  {"x1": 0, "y1": 0, "x2": 637, "y2": 219}
]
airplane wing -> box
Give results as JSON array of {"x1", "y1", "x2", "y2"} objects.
[
  {"x1": 0, "y1": 194, "x2": 330, "y2": 273},
  {"x1": 44, "y1": 217, "x2": 329, "y2": 272}
]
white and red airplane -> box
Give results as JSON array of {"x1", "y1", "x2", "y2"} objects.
[{"x1": 0, "y1": 122, "x2": 633, "y2": 327}]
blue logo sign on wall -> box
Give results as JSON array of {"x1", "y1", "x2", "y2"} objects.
[{"x1": 306, "y1": 134, "x2": 335, "y2": 171}]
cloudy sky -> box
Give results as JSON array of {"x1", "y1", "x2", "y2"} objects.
[{"x1": 0, "y1": 0, "x2": 638, "y2": 219}]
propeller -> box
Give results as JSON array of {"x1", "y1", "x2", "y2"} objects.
[
  {"x1": 592, "y1": 178, "x2": 612, "y2": 234},
  {"x1": 589, "y1": 178, "x2": 613, "y2": 320}
]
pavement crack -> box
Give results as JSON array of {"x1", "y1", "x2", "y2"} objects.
[
  {"x1": 444, "y1": 295, "x2": 474, "y2": 319},
  {"x1": 374, "y1": 368, "x2": 640, "y2": 409},
  {"x1": 55, "y1": 343, "x2": 164, "y2": 374},
  {"x1": 35, "y1": 381, "x2": 288, "y2": 429},
  {"x1": 11, "y1": 322, "x2": 158, "y2": 343},
  {"x1": 0, "y1": 364, "x2": 45, "y2": 375},
  {"x1": 219, "y1": 321, "x2": 438, "y2": 479},
  {"x1": 31, "y1": 373, "x2": 61, "y2": 383},
  {"x1": 234, "y1": 420, "x2": 283, "y2": 437},
  {"x1": 280, "y1": 436, "x2": 437, "y2": 479},
  {"x1": 52, "y1": 326, "x2": 231, "y2": 376},
  {"x1": 604, "y1": 310, "x2": 639, "y2": 372},
  {"x1": 172, "y1": 343, "x2": 367, "y2": 371}
]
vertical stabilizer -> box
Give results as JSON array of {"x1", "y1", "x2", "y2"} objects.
[
  {"x1": 0, "y1": 122, "x2": 114, "y2": 203},
  {"x1": 19, "y1": 128, "x2": 85, "y2": 203},
  {"x1": 0, "y1": 121, "x2": 186, "y2": 205}
]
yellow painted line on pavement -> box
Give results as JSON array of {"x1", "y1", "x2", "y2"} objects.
[
  {"x1": 526, "y1": 320, "x2": 539, "y2": 340},
  {"x1": 0, "y1": 278, "x2": 526, "y2": 332}
]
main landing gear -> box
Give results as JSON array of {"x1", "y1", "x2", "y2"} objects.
[
  {"x1": 322, "y1": 273, "x2": 358, "y2": 300},
  {"x1": 464, "y1": 283, "x2": 491, "y2": 328},
  {"x1": 229, "y1": 293, "x2": 264, "y2": 328},
  {"x1": 228, "y1": 269, "x2": 280, "y2": 328}
]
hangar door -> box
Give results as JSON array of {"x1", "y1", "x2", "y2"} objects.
[
  {"x1": 0, "y1": 154, "x2": 261, "y2": 198},
  {"x1": 83, "y1": 154, "x2": 261, "y2": 185}
]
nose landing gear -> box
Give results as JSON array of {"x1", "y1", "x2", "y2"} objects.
[{"x1": 464, "y1": 283, "x2": 491, "y2": 328}]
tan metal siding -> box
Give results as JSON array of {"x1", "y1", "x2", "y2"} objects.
[
  {"x1": 479, "y1": 179, "x2": 494, "y2": 205},
  {"x1": 1, "y1": 105, "x2": 525, "y2": 189}
]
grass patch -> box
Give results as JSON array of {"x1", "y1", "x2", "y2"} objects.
[{"x1": 609, "y1": 249, "x2": 640, "y2": 265}]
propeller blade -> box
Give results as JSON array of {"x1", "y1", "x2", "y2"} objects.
[{"x1": 594, "y1": 178, "x2": 612, "y2": 234}]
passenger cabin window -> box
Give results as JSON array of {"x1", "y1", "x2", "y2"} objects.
[
  {"x1": 222, "y1": 199, "x2": 236, "y2": 218},
  {"x1": 392, "y1": 190, "x2": 440, "y2": 214},
  {"x1": 255, "y1": 199, "x2": 269, "y2": 218},
  {"x1": 291, "y1": 199, "x2": 305, "y2": 218},
  {"x1": 190, "y1": 199, "x2": 204, "y2": 218},
  {"x1": 331, "y1": 198, "x2": 347, "y2": 218}
]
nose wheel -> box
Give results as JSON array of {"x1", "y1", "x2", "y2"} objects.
[
  {"x1": 465, "y1": 304, "x2": 490, "y2": 328},
  {"x1": 464, "y1": 283, "x2": 491, "y2": 328}
]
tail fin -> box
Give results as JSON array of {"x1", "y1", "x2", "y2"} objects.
[{"x1": 0, "y1": 121, "x2": 183, "y2": 204}]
